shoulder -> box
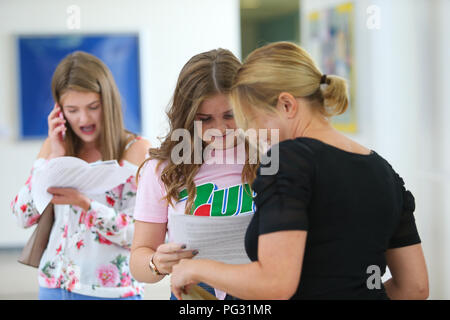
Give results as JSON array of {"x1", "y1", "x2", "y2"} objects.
[
  {"x1": 278, "y1": 138, "x2": 316, "y2": 158},
  {"x1": 122, "y1": 136, "x2": 151, "y2": 166},
  {"x1": 259, "y1": 138, "x2": 316, "y2": 175},
  {"x1": 376, "y1": 154, "x2": 415, "y2": 208},
  {"x1": 140, "y1": 157, "x2": 166, "y2": 175},
  {"x1": 253, "y1": 138, "x2": 316, "y2": 193},
  {"x1": 36, "y1": 138, "x2": 52, "y2": 159}
]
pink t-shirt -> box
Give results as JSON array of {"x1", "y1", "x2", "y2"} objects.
[{"x1": 133, "y1": 144, "x2": 255, "y2": 299}]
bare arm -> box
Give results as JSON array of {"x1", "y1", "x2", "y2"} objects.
[
  {"x1": 171, "y1": 230, "x2": 307, "y2": 300},
  {"x1": 122, "y1": 137, "x2": 151, "y2": 166},
  {"x1": 130, "y1": 221, "x2": 167, "y2": 283},
  {"x1": 130, "y1": 221, "x2": 197, "y2": 284},
  {"x1": 384, "y1": 243, "x2": 429, "y2": 299}
]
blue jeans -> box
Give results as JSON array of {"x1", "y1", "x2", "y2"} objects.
[
  {"x1": 39, "y1": 287, "x2": 142, "y2": 300},
  {"x1": 170, "y1": 282, "x2": 215, "y2": 300}
]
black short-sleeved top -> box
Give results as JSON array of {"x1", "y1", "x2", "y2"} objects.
[{"x1": 245, "y1": 137, "x2": 421, "y2": 300}]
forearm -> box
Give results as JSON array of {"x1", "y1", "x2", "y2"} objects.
[
  {"x1": 87, "y1": 200, "x2": 135, "y2": 248},
  {"x1": 384, "y1": 278, "x2": 428, "y2": 300},
  {"x1": 130, "y1": 246, "x2": 166, "y2": 284},
  {"x1": 189, "y1": 259, "x2": 284, "y2": 300}
]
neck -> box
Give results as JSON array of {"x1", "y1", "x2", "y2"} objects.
[
  {"x1": 78, "y1": 140, "x2": 102, "y2": 162},
  {"x1": 292, "y1": 112, "x2": 333, "y2": 140},
  {"x1": 80, "y1": 140, "x2": 98, "y2": 152}
]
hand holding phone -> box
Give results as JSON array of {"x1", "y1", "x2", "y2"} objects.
[
  {"x1": 58, "y1": 108, "x2": 66, "y2": 141},
  {"x1": 47, "y1": 103, "x2": 67, "y2": 159}
]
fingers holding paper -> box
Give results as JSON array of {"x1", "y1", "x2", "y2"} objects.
[
  {"x1": 153, "y1": 242, "x2": 198, "y2": 275},
  {"x1": 48, "y1": 187, "x2": 91, "y2": 211}
]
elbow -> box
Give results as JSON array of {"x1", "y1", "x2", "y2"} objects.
[
  {"x1": 129, "y1": 254, "x2": 144, "y2": 283},
  {"x1": 129, "y1": 251, "x2": 142, "y2": 282},
  {"x1": 269, "y1": 283, "x2": 297, "y2": 300},
  {"x1": 14, "y1": 216, "x2": 35, "y2": 229},
  {"x1": 264, "y1": 277, "x2": 298, "y2": 300},
  {"x1": 408, "y1": 277, "x2": 429, "y2": 300},
  {"x1": 415, "y1": 282, "x2": 429, "y2": 300},
  {"x1": 257, "y1": 264, "x2": 300, "y2": 300},
  {"x1": 391, "y1": 278, "x2": 429, "y2": 300}
]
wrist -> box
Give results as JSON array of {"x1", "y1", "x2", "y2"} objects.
[
  {"x1": 79, "y1": 196, "x2": 91, "y2": 211},
  {"x1": 186, "y1": 259, "x2": 200, "y2": 283},
  {"x1": 149, "y1": 253, "x2": 167, "y2": 276}
]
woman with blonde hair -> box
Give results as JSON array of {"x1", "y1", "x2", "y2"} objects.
[
  {"x1": 130, "y1": 48, "x2": 258, "y2": 300},
  {"x1": 11, "y1": 51, "x2": 150, "y2": 300},
  {"x1": 170, "y1": 41, "x2": 429, "y2": 300}
]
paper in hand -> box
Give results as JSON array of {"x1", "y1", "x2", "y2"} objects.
[
  {"x1": 168, "y1": 212, "x2": 253, "y2": 265},
  {"x1": 31, "y1": 157, "x2": 136, "y2": 213}
]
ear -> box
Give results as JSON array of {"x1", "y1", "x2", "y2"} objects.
[{"x1": 276, "y1": 92, "x2": 298, "y2": 119}]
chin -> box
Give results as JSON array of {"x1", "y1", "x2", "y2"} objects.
[{"x1": 75, "y1": 132, "x2": 100, "y2": 144}]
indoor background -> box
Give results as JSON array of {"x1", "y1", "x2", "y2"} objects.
[{"x1": 0, "y1": 0, "x2": 448, "y2": 299}]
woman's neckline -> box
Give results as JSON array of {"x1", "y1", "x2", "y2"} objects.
[{"x1": 296, "y1": 137, "x2": 376, "y2": 157}]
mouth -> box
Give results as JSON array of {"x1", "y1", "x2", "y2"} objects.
[
  {"x1": 79, "y1": 124, "x2": 96, "y2": 135},
  {"x1": 213, "y1": 131, "x2": 234, "y2": 139},
  {"x1": 210, "y1": 132, "x2": 237, "y2": 148}
]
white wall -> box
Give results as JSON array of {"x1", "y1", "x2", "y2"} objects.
[
  {"x1": 301, "y1": 0, "x2": 450, "y2": 299},
  {"x1": 0, "y1": 0, "x2": 240, "y2": 246}
]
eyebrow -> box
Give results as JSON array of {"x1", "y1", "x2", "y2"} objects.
[
  {"x1": 63, "y1": 100, "x2": 101, "y2": 109},
  {"x1": 196, "y1": 109, "x2": 233, "y2": 116}
]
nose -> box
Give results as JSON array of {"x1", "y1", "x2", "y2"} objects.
[
  {"x1": 79, "y1": 110, "x2": 91, "y2": 124},
  {"x1": 215, "y1": 120, "x2": 229, "y2": 136}
]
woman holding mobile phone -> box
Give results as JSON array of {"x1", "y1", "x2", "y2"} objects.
[{"x1": 11, "y1": 51, "x2": 151, "y2": 300}]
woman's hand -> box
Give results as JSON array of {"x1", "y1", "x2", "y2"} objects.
[
  {"x1": 152, "y1": 243, "x2": 198, "y2": 275},
  {"x1": 47, "y1": 187, "x2": 91, "y2": 211},
  {"x1": 47, "y1": 103, "x2": 67, "y2": 159},
  {"x1": 170, "y1": 258, "x2": 199, "y2": 300}
]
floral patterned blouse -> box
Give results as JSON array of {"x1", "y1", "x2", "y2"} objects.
[{"x1": 11, "y1": 143, "x2": 145, "y2": 298}]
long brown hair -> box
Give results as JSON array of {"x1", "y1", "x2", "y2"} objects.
[
  {"x1": 51, "y1": 51, "x2": 132, "y2": 161},
  {"x1": 138, "y1": 48, "x2": 258, "y2": 214},
  {"x1": 230, "y1": 41, "x2": 349, "y2": 131}
]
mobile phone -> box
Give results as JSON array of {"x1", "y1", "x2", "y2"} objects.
[{"x1": 58, "y1": 109, "x2": 66, "y2": 140}]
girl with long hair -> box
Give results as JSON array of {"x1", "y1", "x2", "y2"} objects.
[
  {"x1": 130, "y1": 48, "x2": 258, "y2": 300},
  {"x1": 11, "y1": 51, "x2": 150, "y2": 300}
]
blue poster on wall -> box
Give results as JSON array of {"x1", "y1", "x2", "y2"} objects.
[{"x1": 17, "y1": 34, "x2": 141, "y2": 139}]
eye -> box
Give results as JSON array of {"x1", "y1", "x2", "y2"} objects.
[
  {"x1": 224, "y1": 114, "x2": 234, "y2": 120},
  {"x1": 66, "y1": 109, "x2": 77, "y2": 114},
  {"x1": 198, "y1": 117, "x2": 212, "y2": 123},
  {"x1": 89, "y1": 105, "x2": 100, "y2": 110}
]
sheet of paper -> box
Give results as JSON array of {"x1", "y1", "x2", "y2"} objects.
[
  {"x1": 31, "y1": 157, "x2": 136, "y2": 213},
  {"x1": 168, "y1": 212, "x2": 253, "y2": 265}
]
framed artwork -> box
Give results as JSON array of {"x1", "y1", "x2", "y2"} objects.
[
  {"x1": 307, "y1": 2, "x2": 357, "y2": 133},
  {"x1": 17, "y1": 34, "x2": 141, "y2": 139}
]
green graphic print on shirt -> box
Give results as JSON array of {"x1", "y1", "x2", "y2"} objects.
[{"x1": 178, "y1": 183, "x2": 256, "y2": 216}]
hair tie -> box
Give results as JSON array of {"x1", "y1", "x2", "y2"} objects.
[{"x1": 320, "y1": 74, "x2": 328, "y2": 85}]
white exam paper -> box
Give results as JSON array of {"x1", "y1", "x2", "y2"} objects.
[
  {"x1": 31, "y1": 156, "x2": 136, "y2": 213},
  {"x1": 168, "y1": 211, "x2": 253, "y2": 265}
]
